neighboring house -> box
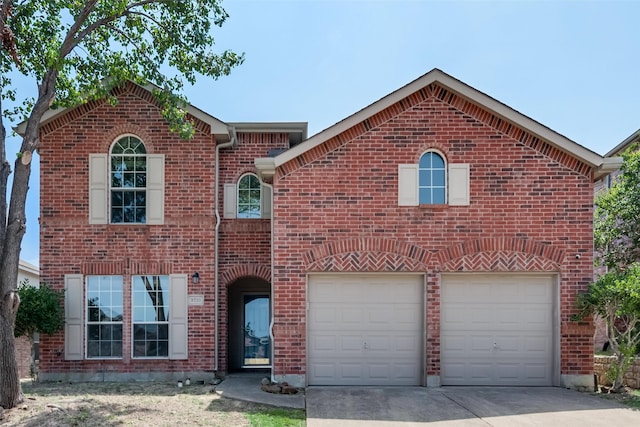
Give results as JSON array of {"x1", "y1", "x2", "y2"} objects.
[
  {"x1": 16, "y1": 260, "x2": 40, "y2": 378},
  {"x1": 35, "y1": 69, "x2": 620, "y2": 389},
  {"x1": 592, "y1": 129, "x2": 640, "y2": 351}
]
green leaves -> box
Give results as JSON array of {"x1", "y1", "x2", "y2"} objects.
[
  {"x1": 2, "y1": 0, "x2": 244, "y2": 133},
  {"x1": 595, "y1": 144, "x2": 640, "y2": 269},
  {"x1": 577, "y1": 264, "x2": 640, "y2": 390},
  {"x1": 15, "y1": 281, "x2": 65, "y2": 338}
]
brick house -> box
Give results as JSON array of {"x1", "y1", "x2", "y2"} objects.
[{"x1": 36, "y1": 69, "x2": 619, "y2": 388}]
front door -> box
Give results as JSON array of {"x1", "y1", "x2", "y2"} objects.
[{"x1": 243, "y1": 295, "x2": 271, "y2": 367}]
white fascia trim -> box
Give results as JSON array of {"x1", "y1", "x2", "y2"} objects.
[
  {"x1": 605, "y1": 128, "x2": 640, "y2": 157},
  {"x1": 19, "y1": 259, "x2": 40, "y2": 275},
  {"x1": 254, "y1": 157, "x2": 276, "y2": 180},
  {"x1": 185, "y1": 104, "x2": 229, "y2": 138},
  {"x1": 595, "y1": 156, "x2": 623, "y2": 180},
  {"x1": 273, "y1": 68, "x2": 606, "y2": 169},
  {"x1": 229, "y1": 122, "x2": 308, "y2": 136}
]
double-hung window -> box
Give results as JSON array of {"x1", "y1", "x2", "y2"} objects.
[
  {"x1": 89, "y1": 136, "x2": 164, "y2": 225},
  {"x1": 110, "y1": 136, "x2": 147, "y2": 223},
  {"x1": 86, "y1": 276, "x2": 123, "y2": 358},
  {"x1": 132, "y1": 275, "x2": 169, "y2": 358},
  {"x1": 223, "y1": 173, "x2": 272, "y2": 219}
]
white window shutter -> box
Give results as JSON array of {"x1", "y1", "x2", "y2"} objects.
[
  {"x1": 169, "y1": 274, "x2": 188, "y2": 360},
  {"x1": 261, "y1": 184, "x2": 272, "y2": 219},
  {"x1": 64, "y1": 274, "x2": 84, "y2": 360},
  {"x1": 146, "y1": 154, "x2": 165, "y2": 224},
  {"x1": 398, "y1": 164, "x2": 418, "y2": 206},
  {"x1": 223, "y1": 183, "x2": 237, "y2": 219},
  {"x1": 448, "y1": 163, "x2": 470, "y2": 206},
  {"x1": 89, "y1": 154, "x2": 108, "y2": 224}
]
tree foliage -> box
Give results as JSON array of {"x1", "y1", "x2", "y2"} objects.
[
  {"x1": 15, "y1": 280, "x2": 64, "y2": 380},
  {"x1": 577, "y1": 264, "x2": 640, "y2": 391},
  {"x1": 594, "y1": 144, "x2": 640, "y2": 269},
  {"x1": 0, "y1": 0, "x2": 243, "y2": 409},
  {"x1": 14, "y1": 280, "x2": 64, "y2": 339}
]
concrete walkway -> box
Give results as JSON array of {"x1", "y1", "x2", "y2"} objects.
[
  {"x1": 306, "y1": 386, "x2": 640, "y2": 426},
  {"x1": 213, "y1": 373, "x2": 305, "y2": 409}
]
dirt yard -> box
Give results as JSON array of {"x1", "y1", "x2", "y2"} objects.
[{"x1": 0, "y1": 380, "x2": 300, "y2": 426}]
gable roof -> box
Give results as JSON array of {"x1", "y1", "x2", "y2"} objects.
[
  {"x1": 606, "y1": 128, "x2": 640, "y2": 157},
  {"x1": 263, "y1": 68, "x2": 620, "y2": 180},
  {"x1": 15, "y1": 81, "x2": 232, "y2": 141}
]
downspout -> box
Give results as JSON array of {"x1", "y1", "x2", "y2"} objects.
[
  {"x1": 260, "y1": 180, "x2": 276, "y2": 383},
  {"x1": 214, "y1": 127, "x2": 237, "y2": 374}
]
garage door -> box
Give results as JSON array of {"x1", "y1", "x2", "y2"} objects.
[
  {"x1": 441, "y1": 274, "x2": 555, "y2": 386},
  {"x1": 308, "y1": 274, "x2": 423, "y2": 386}
]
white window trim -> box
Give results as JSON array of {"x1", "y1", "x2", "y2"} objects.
[
  {"x1": 85, "y1": 275, "x2": 124, "y2": 360},
  {"x1": 236, "y1": 173, "x2": 263, "y2": 219},
  {"x1": 88, "y1": 135, "x2": 164, "y2": 225},
  {"x1": 418, "y1": 150, "x2": 447, "y2": 205}
]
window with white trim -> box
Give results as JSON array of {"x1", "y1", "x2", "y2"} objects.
[
  {"x1": 237, "y1": 173, "x2": 262, "y2": 218},
  {"x1": 398, "y1": 152, "x2": 469, "y2": 207},
  {"x1": 419, "y1": 151, "x2": 446, "y2": 204},
  {"x1": 132, "y1": 275, "x2": 169, "y2": 358},
  {"x1": 89, "y1": 136, "x2": 164, "y2": 225},
  {"x1": 110, "y1": 136, "x2": 147, "y2": 223},
  {"x1": 86, "y1": 276, "x2": 123, "y2": 359}
]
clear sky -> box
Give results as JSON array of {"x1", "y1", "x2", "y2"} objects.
[{"x1": 8, "y1": 0, "x2": 640, "y2": 267}]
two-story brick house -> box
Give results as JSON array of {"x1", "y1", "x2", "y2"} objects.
[{"x1": 36, "y1": 69, "x2": 619, "y2": 388}]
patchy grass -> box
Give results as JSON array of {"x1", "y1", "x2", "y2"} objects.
[
  {"x1": 595, "y1": 387, "x2": 640, "y2": 410},
  {"x1": 0, "y1": 380, "x2": 305, "y2": 426},
  {"x1": 246, "y1": 407, "x2": 306, "y2": 427}
]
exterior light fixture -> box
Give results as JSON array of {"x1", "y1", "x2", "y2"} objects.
[{"x1": 192, "y1": 272, "x2": 199, "y2": 284}]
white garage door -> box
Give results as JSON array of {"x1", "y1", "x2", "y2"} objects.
[
  {"x1": 308, "y1": 274, "x2": 423, "y2": 386},
  {"x1": 441, "y1": 274, "x2": 555, "y2": 386}
]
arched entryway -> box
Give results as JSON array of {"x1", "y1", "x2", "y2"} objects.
[{"x1": 227, "y1": 277, "x2": 271, "y2": 371}]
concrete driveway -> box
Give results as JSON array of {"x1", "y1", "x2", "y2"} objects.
[{"x1": 306, "y1": 387, "x2": 640, "y2": 426}]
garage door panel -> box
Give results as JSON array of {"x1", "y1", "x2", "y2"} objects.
[
  {"x1": 308, "y1": 274, "x2": 423, "y2": 386},
  {"x1": 441, "y1": 274, "x2": 554, "y2": 386}
]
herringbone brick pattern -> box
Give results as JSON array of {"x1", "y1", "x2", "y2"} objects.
[{"x1": 441, "y1": 250, "x2": 559, "y2": 272}]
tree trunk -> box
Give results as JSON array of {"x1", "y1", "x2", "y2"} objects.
[
  {"x1": 0, "y1": 67, "x2": 57, "y2": 409},
  {"x1": 0, "y1": 297, "x2": 22, "y2": 408}
]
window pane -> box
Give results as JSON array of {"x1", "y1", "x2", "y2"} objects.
[
  {"x1": 431, "y1": 154, "x2": 445, "y2": 168},
  {"x1": 132, "y1": 276, "x2": 170, "y2": 358},
  {"x1": 419, "y1": 169, "x2": 431, "y2": 186},
  {"x1": 86, "y1": 276, "x2": 123, "y2": 358},
  {"x1": 110, "y1": 137, "x2": 146, "y2": 224},
  {"x1": 433, "y1": 188, "x2": 446, "y2": 204},
  {"x1": 418, "y1": 152, "x2": 446, "y2": 205},
  {"x1": 433, "y1": 170, "x2": 445, "y2": 186},
  {"x1": 419, "y1": 188, "x2": 432, "y2": 205},
  {"x1": 419, "y1": 153, "x2": 433, "y2": 169}
]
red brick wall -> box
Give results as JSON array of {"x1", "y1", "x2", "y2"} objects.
[
  {"x1": 39, "y1": 84, "x2": 218, "y2": 375},
  {"x1": 39, "y1": 88, "x2": 284, "y2": 376},
  {"x1": 271, "y1": 85, "x2": 595, "y2": 381},
  {"x1": 216, "y1": 132, "x2": 289, "y2": 372}
]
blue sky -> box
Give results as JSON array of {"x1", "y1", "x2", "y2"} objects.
[{"x1": 8, "y1": 0, "x2": 640, "y2": 266}]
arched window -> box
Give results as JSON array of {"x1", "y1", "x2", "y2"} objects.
[
  {"x1": 237, "y1": 173, "x2": 262, "y2": 218},
  {"x1": 418, "y1": 151, "x2": 446, "y2": 204},
  {"x1": 110, "y1": 136, "x2": 147, "y2": 223}
]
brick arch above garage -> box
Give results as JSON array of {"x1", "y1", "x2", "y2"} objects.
[
  {"x1": 220, "y1": 264, "x2": 271, "y2": 288},
  {"x1": 304, "y1": 238, "x2": 431, "y2": 272},
  {"x1": 437, "y1": 238, "x2": 564, "y2": 272}
]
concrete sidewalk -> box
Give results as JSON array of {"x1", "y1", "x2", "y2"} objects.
[
  {"x1": 306, "y1": 386, "x2": 640, "y2": 426},
  {"x1": 213, "y1": 373, "x2": 305, "y2": 409}
]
